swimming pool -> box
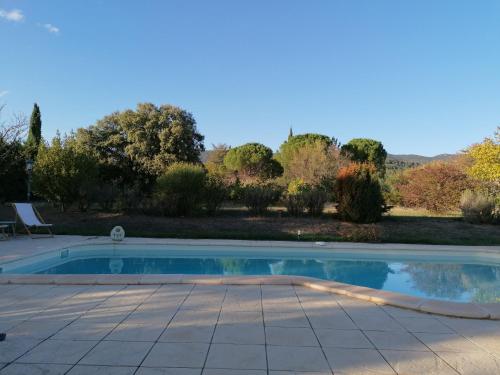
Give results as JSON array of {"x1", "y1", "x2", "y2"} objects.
[{"x1": 1, "y1": 243, "x2": 499, "y2": 303}]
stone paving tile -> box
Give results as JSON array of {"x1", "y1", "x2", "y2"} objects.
[
  {"x1": 465, "y1": 334, "x2": 500, "y2": 358},
  {"x1": 122, "y1": 307, "x2": 177, "y2": 325},
  {"x1": 219, "y1": 310, "x2": 262, "y2": 325},
  {"x1": 17, "y1": 339, "x2": 97, "y2": 365},
  {"x1": 323, "y1": 347, "x2": 395, "y2": 375},
  {"x1": 394, "y1": 317, "x2": 455, "y2": 333},
  {"x1": 438, "y1": 316, "x2": 500, "y2": 335},
  {"x1": 315, "y1": 328, "x2": 373, "y2": 349},
  {"x1": 380, "y1": 349, "x2": 457, "y2": 375},
  {"x1": 106, "y1": 322, "x2": 165, "y2": 342},
  {"x1": 0, "y1": 338, "x2": 42, "y2": 363},
  {"x1": 205, "y1": 343, "x2": 267, "y2": 370},
  {"x1": 159, "y1": 310, "x2": 219, "y2": 343},
  {"x1": 223, "y1": 286, "x2": 262, "y2": 312},
  {"x1": 137, "y1": 368, "x2": 201, "y2": 375},
  {"x1": 263, "y1": 303, "x2": 303, "y2": 314},
  {"x1": 203, "y1": 370, "x2": 266, "y2": 375},
  {"x1": 0, "y1": 318, "x2": 24, "y2": 333},
  {"x1": 80, "y1": 306, "x2": 135, "y2": 324},
  {"x1": 181, "y1": 286, "x2": 226, "y2": 311},
  {"x1": 67, "y1": 365, "x2": 137, "y2": 374},
  {"x1": 305, "y1": 309, "x2": 357, "y2": 330},
  {"x1": 347, "y1": 311, "x2": 405, "y2": 332},
  {"x1": 53, "y1": 321, "x2": 117, "y2": 341},
  {"x1": 267, "y1": 345, "x2": 331, "y2": 372},
  {"x1": 364, "y1": 330, "x2": 430, "y2": 351},
  {"x1": 213, "y1": 323, "x2": 265, "y2": 345},
  {"x1": 261, "y1": 285, "x2": 297, "y2": 297},
  {"x1": 79, "y1": 341, "x2": 153, "y2": 366},
  {"x1": 435, "y1": 351, "x2": 500, "y2": 375},
  {"x1": 142, "y1": 342, "x2": 209, "y2": 368},
  {"x1": 0, "y1": 363, "x2": 71, "y2": 375},
  {"x1": 31, "y1": 302, "x2": 99, "y2": 323},
  {"x1": 414, "y1": 332, "x2": 485, "y2": 353},
  {"x1": 1, "y1": 282, "x2": 499, "y2": 374},
  {"x1": 269, "y1": 372, "x2": 332, "y2": 375},
  {"x1": 266, "y1": 326, "x2": 319, "y2": 347},
  {"x1": 6, "y1": 319, "x2": 70, "y2": 340},
  {"x1": 264, "y1": 311, "x2": 310, "y2": 328},
  {"x1": 159, "y1": 324, "x2": 214, "y2": 343},
  {"x1": 136, "y1": 368, "x2": 201, "y2": 375}
]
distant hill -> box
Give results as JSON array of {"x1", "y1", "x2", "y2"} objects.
[
  {"x1": 201, "y1": 150, "x2": 455, "y2": 171},
  {"x1": 387, "y1": 153, "x2": 455, "y2": 163},
  {"x1": 386, "y1": 153, "x2": 455, "y2": 171}
]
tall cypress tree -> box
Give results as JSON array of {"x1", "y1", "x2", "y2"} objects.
[{"x1": 26, "y1": 103, "x2": 42, "y2": 159}]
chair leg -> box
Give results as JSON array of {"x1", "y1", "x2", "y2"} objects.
[{"x1": 24, "y1": 224, "x2": 33, "y2": 238}]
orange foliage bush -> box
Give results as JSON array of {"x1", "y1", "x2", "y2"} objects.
[
  {"x1": 396, "y1": 161, "x2": 474, "y2": 212},
  {"x1": 336, "y1": 163, "x2": 385, "y2": 223}
]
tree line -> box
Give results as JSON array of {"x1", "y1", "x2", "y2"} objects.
[{"x1": 0, "y1": 102, "x2": 498, "y2": 224}]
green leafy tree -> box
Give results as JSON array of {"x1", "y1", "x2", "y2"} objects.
[
  {"x1": 0, "y1": 110, "x2": 27, "y2": 202},
  {"x1": 76, "y1": 103, "x2": 204, "y2": 189},
  {"x1": 341, "y1": 138, "x2": 387, "y2": 177},
  {"x1": 223, "y1": 143, "x2": 282, "y2": 181},
  {"x1": 26, "y1": 103, "x2": 42, "y2": 159},
  {"x1": 281, "y1": 139, "x2": 347, "y2": 188},
  {"x1": 276, "y1": 133, "x2": 334, "y2": 173},
  {"x1": 33, "y1": 134, "x2": 98, "y2": 211}
]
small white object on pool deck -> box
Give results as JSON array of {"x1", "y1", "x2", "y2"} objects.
[{"x1": 110, "y1": 226, "x2": 125, "y2": 241}]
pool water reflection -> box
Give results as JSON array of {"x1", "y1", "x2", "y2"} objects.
[{"x1": 36, "y1": 257, "x2": 500, "y2": 303}]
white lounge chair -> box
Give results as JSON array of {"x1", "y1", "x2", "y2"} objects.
[{"x1": 13, "y1": 203, "x2": 53, "y2": 238}]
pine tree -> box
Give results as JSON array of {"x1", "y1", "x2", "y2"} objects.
[
  {"x1": 288, "y1": 126, "x2": 293, "y2": 140},
  {"x1": 26, "y1": 103, "x2": 42, "y2": 159}
]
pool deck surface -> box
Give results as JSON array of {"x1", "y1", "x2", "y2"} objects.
[{"x1": 0, "y1": 236, "x2": 500, "y2": 374}]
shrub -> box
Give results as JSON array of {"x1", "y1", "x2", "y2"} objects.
[
  {"x1": 284, "y1": 179, "x2": 308, "y2": 216},
  {"x1": 241, "y1": 182, "x2": 282, "y2": 214},
  {"x1": 396, "y1": 161, "x2": 473, "y2": 212},
  {"x1": 335, "y1": 163, "x2": 386, "y2": 223},
  {"x1": 303, "y1": 186, "x2": 328, "y2": 216},
  {"x1": 460, "y1": 190, "x2": 496, "y2": 224},
  {"x1": 203, "y1": 172, "x2": 229, "y2": 215},
  {"x1": 154, "y1": 162, "x2": 206, "y2": 216},
  {"x1": 284, "y1": 179, "x2": 329, "y2": 217},
  {"x1": 115, "y1": 182, "x2": 147, "y2": 212}
]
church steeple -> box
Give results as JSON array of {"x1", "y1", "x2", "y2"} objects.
[{"x1": 288, "y1": 126, "x2": 293, "y2": 139}]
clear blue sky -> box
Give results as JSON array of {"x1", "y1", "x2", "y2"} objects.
[{"x1": 1, "y1": 0, "x2": 499, "y2": 155}]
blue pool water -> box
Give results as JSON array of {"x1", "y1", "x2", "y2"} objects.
[{"x1": 2, "y1": 244, "x2": 500, "y2": 303}]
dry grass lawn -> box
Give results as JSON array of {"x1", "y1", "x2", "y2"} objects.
[{"x1": 1, "y1": 204, "x2": 497, "y2": 245}]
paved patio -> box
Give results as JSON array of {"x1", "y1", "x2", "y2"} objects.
[{"x1": 1, "y1": 283, "x2": 500, "y2": 374}]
